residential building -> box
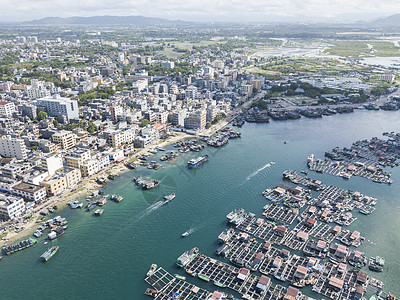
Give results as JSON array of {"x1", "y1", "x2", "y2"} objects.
[
  {"x1": 132, "y1": 79, "x2": 148, "y2": 94},
  {"x1": 0, "y1": 102, "x2": 16, "y2": 116},
  {"x1": 12, "y1": 182, "x2": 47, "y2": 202},
  {"x1": 34, "y1": 95, "x2": 79, "y2": 121},
  {"x1": 65, "y1": 148, "x2": 91, "y2": 169},
  {"x1": 184, "y1": 110, "x2": 206, "y2": 130},
  {"x1": 110, "y1": 105, "x2": 123, "y2": 121},
  {"x1": 0, "y1": 196, "x2": 25, "y2": 220},
  {"x1": 40, "y1": 153, "x2": 63, "y2": 176},
  {"x1": 0, "y1": 136, "x2": 28, "y2": 160},
  {"x1": 185, "y1": 86, "x2": 198, "y2": 99},
  {"x1": 52, "y1": 130, "x2": 76, "y2": 150},
  {"x1": 161, "y1": 61, "x2": 175, "y2": 69},
  {"x1": 80, "y1": 159, "x2": 99, "y2": 177}
]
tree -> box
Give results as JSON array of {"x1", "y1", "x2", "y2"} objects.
[
  {"x1": 87, "y1": 121, "x2": 97, "y2": 134},
  {"x1": 140, "y1": 119, "x2": 150, "y2": 127},
  {"x1": 37, "y1": 111, "x2": 47, "y2": 121},
  {"x1": 205, "y1": 122, "x2": 212, "y2": 129},
  {"x1": 53, "y1": 120, "x2": 59, "y2": 127}
]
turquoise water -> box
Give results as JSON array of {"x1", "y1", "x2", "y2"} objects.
[{"x1": 1, "y1": 110, "x2": 400, "y2": 299}]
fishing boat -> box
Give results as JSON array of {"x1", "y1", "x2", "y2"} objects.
[
  {"x1": 110, "y1": 194, "x2": 124, "y2": 202},
  {"x1": 3, "y1": 237, "x2": 37, "y2": 255},
  {"x1": 369, "y1": 256, "x2": 384, "y2": 272},
  {"x1": 213, "y1": 281, "x2": 226, "y2": 288},
  {"x1": 144, "y1": 288, "x2": 157, "y2": 297},
  {"x1": 181, "y1": 228, "x2": 193, "y2": 237},
  {"x1": 163, "y1": 193, "x2": 175, "y2": 203},
  {"x1": 147, "y1": 263, "x2": 157, "y2": 276},
  {"x1": 270, "y1": 161, "x2": 275, "y2": 165},
  {"x1": 187, "y1": 155, "x2": 208, "y2": 168},
  {"x1": 176, "y1": 247, "x2": 199, "y2": 268},
  {"x1": 94, "y1": 209, "x2": 104, "y2": 216},
  {"x1": 174, "y1": 274, "x2": 186, "y2": 280},
  {"x1": 198, "y1": 273, "x2": 210, "y2": 282},
  {"x1": 40, "y1": 245, "x2": 59, "y2": 262}
]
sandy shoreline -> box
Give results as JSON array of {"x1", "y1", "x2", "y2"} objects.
[
  {"x1": 0, "y1": 90, "x2": 263, "y2": 247},
  {"x1": 0, "y1": 124, "x2": 231, "y2": 246}
]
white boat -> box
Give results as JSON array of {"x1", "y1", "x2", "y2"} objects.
[
  {"x1": 163, "y1": 193, "x2": 176, "y2": 202},
  {"x1": 182, "y1": 228, "x2": 193, "y2": 237}
]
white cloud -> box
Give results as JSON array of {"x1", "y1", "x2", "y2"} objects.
[{"x1": 0, "y1": 0, "x2": 399, "y2": 22}]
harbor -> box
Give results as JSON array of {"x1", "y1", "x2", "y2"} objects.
[{"x1": 1, "y1": 110, "x2": 400, "y2": 299}]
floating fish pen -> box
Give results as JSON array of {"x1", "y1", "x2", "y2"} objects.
[
  {"x1": 263, "y1": 204, "x2": 298, "y2": 226},
  {"x1": 145, "y1": 267, "x2": 210, "y2": 300},
  {"x1": 283, "y1": 170, "x2": 326, "y2": 191}
]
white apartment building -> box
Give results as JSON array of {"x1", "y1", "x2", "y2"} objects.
[
  {"x1": 40, "y1": 153, "x2": 63, "y2": 176},
  {"x1": 0, "y1": 196, "x2": 25, "y2": 220},
  {"x1": 185, "y1": 86, "x2": 198, "y2": 99},
  {"x1": 0, "y1": 101, "x2": 16, "y2": 116},
  {"x1": 34, "y1": 95, "x2": 79, "y2": 121},
  {"x1": 80, "y1": 159, "x2": 99, "y2": 177},
  {"x1": 65, "y1": 149, "x2": 91, "y2": 169},
  {"x1": 132, "y1": 79, "x2": 148, "y2": 94},
  {"x1": 12, "y1": 182, "x2": 47, "y2": 203},
  {"x1": 0, "y1": 136, "x2": 28, "y2": 160}
]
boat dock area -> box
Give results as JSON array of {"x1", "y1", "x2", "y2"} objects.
[
  {"x1": 283, "y1": 170, "x2": 326, "y2": 191},
  {"x1": 263, "y1": 204, "x2": 298, "y2": 226},
  {"x1": 183, "y1": 252, "x2": 287, "y2": 300},
  {"x1": 306, "y1": 133, "x2": 400, "y2": 184},
  {"x1": 228, "y1": 213, "x2": 286, "y2": 245},
  {"x1": 262, "y1": 185, "x2": 311, "y2": 209},
  {"x1": 312, "y1": 260, "x2": 366, "y2": 300},
  {"x1": 306, "y1": 185, "x2": 372, "y2": 226},
  {"x1": 145, "y1": 267, "x2": 210, "y2": 300},
  {"x1": 145, "y1": 160, "x2": 395, "y2": 299}
]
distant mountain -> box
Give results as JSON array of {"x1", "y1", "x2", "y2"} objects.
[
  {"x1": 371, "y1": 14, "x2": 400, "y2": 27},
  {"x1": 24, "y1": 15, "x2": 190, "y2": 26}
]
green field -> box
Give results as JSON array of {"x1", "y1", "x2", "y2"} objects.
[{"x1": 324, "y1": 41, "x2": 400, "y2": 57}]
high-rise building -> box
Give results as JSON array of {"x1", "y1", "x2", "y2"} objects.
[{"x1": 34, "y1": 95, "x2": 79, "y2": 121}]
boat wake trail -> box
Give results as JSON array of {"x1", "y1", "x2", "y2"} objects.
[
  {"x1": 246, "y1": 162, "x2": 273, "y2": 181},
  {"x1": 135, "y1": 201, "x2": 164, "y2": 221}
]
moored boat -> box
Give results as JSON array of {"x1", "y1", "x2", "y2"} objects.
[
  {"x1": 187, "y1": 155, "x2": 208, "y2": 168},
  {"x1": 176, "y1": 247, "x2": 199, "y2": 268},
  {"x1": 94, "y1": 209, "x2": 104, "y2": 216},
  {"x1": 174, "y1": 274, "x2": 186, "y2": 280},
  {"x1": 40, "y1": 245, "x2": 59, "y2": 262},
  {"x1": 147, "y1": 263, "x2": 157, "y2": 276}
]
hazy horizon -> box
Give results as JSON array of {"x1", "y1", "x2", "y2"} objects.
[{"x1": 1, "y1": 0, "x2": 400, "y2": 24}]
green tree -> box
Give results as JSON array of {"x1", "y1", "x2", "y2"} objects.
[
  {"x1": 87, "y1": 121, "x2": 97, "y2": 134},
  {"x1": 53, "y1": 120, "x2": 59, "y2": 127},
  {"x1": 37, "y1": 111, "x2": 47, "y2": 121},
  {"x1": 140, "y1": 119, "x2": 150, "y2": 127},
  {"x1": 205, "y1": 122, "x2": 212, "y2": 129}
]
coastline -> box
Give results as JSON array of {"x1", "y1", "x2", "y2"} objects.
[
  {"x1": 0, "y1": 126, "x2": 227, "y2": 246},
  {"x1": 0, "y1": 90, "x2": 263, "y2": 246}
]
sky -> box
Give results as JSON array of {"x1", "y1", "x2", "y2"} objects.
[{"x1": 1, "y1": 0, "x2": 400, "y2": 23}]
